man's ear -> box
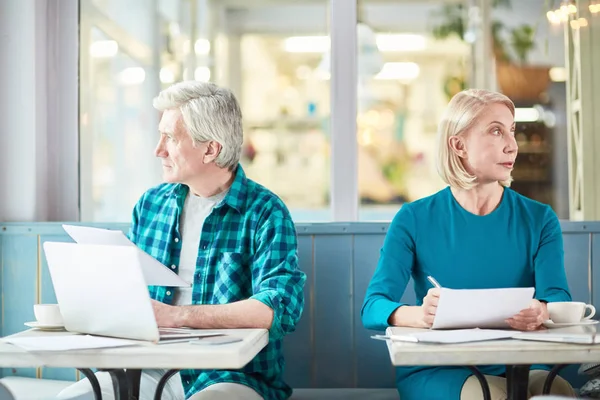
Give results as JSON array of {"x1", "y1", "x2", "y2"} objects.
[
  {"x1": 203, "y1": 141, "x2": 222, "y2": 164},
  {"x1": 448, "y1": 136, "x2": 467, "y2": 158}
]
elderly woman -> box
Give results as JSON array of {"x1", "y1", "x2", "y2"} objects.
[{"x1": 361, "y1": 89, "x2": 576, "y2": 400}]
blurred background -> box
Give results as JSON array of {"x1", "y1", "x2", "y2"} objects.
[
  {"x1": 77, "y1": 0, "x2": 571, "y2": 222},
  {"x1": 3, "y1": 0, "x2": 597, "y2": 223}
]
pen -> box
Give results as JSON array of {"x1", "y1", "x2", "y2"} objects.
[
  {"x1": 370, "y1": 334, "x2": 419, "y2": 343},
  {"x1": 427, "y1": 276, "x2": 442, "y2": 288}
]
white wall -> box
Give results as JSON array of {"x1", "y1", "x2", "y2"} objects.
[
  {"x1": 0, "y1": 0, "x2": 78, "y2": 222},
  {"x1": 0, "y1": 0, "x2": 46, "y2": 221}
]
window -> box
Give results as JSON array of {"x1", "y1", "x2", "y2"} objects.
[
  {"x1": 79, "y1": 0, "x2": 330, "y2": 221},
  {"x1": 356, "y1": 1, "x2": 470, "y2": 220},
  {"x1": 78, "y1": 0, "x2": 568, "y2": 222}
]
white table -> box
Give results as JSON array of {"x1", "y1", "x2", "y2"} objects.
[
  {"x1": 0, "y1": 328, "x2": 269, "y2": 400},
  {"x1": 384, "y1": 326, "x2": 600, "y2": 400}
]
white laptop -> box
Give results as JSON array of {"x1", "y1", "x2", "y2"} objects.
[{"x1": 42, "y1": 241, "x2": 222, "y2": 343}]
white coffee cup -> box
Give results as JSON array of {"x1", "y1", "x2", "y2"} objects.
[
  {"x1": 547, "y1": 301, "x2": 596, "y2": 324},
  {"x1": 33, "y1": 304, "x2": 63, "y2": 325}
]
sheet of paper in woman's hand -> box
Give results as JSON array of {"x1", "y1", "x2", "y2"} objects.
[{"x1": 432, "y1": 287, "x2": 535, "y2": 329}]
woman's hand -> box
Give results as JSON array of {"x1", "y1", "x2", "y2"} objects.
[
  {"x1": 506, "y1": 299, "x2": 548, "y2": 331},
  {"x1": 420, "y1": 288, "x2": 441, "y2": 327},
  {"x1": 389, "y1": 288, "x2": 441, "y2": 328}
]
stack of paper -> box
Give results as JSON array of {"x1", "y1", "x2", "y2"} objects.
[
  {"x1": 433, "y1": 287, "x2": 535, "y2": 329},
  {"x1": 380, "y1": 328, "x2": 516, "y2": 344},
  {"x1": 513, "y1": 330, "x2": 600, "y2": 344},
  {"x1": 3, "y1": 335, "x2": 140, "y2": 351}
]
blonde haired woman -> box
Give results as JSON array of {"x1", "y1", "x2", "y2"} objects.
[{"x1": 361, "y1": 89, "x2": 576, "y2": 400}]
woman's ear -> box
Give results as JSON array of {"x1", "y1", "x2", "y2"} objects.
[{"x1": 448, "y1": 136, "x2": 467, "y2": 158}]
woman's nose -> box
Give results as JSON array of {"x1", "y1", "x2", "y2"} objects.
[{"x1": 505, "y1": 135, "x2": 518, "y2": 154}]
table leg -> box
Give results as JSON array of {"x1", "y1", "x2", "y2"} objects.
[
  {"x1": 126, "y1": 369, "x2": 142, "y2": 400},
  {"x1": 506, "y1": 364, "x2": 530, "y2": 400},
  {"x1": 153, "y1": 369, "x2": 180, "y2": 400},
  {"x1": 467, "y1": 366, "x2": 492, "y2": 400},
  {"x1": 77, "y1": 368, "x2": 103, "y2": 400},
  {"x1": 542, "y1": 364, "x2": 568, "y2": 394},
  {"x1": 106, "y1": 369, "x2": 130, "y2": 400}
]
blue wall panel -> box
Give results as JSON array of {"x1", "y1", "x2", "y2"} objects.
[
  {"x1": 1, "y1": 222, "x2": 599, "y2": 390},
  {"x1": 1, "y1": 235, "x2": 38, "y2": 379},
  {"x1": 313, "y1": 235, "x2": 353, "y2": 388},
  {"x1": 0, "y1": 234, "x2": 3, "y2": 380},
  {"x1": 352, "y1": 234, "x2": 395, "y2": 388},
  {"x1": 399, "y1": 278, "x2": 417, "y2": 306},
  {"x1": 0, "y1": 236, "x2": 2, "y2": 357},
  {"x1": 283, "y1": 235, "x2": 314, "y2": 388},
  {"x1": 563, "y1": 233, "x2": 591, "y2": 303},
  {"x1": 592, "y1": 234, "x2": 600, "y2": 307}
]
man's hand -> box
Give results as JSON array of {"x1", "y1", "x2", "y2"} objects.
[
  {"x1": 151, "y1": 299, "x2": 274, "y2": 329},
  {"x1": 151, "y1": 300, "x2": 185, "y2": 328},
  {"x1": 506, "y1": 299, "x2": 548, "y2": 331}
]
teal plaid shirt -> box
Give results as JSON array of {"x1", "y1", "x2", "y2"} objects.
[{"x1": 128, "y1": 165, "x2": 306, "y2": 400}]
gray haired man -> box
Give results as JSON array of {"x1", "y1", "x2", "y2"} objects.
[{"x1": 57, "y1": 81, "x2": 306, "y2": 400}]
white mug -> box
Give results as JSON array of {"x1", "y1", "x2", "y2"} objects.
[
  {"x1": 33, "y1": 304, "x2": 63, "y2": 325},
  {"x1": 547, "y1": 301, "x2": 596, "y2": 324}
]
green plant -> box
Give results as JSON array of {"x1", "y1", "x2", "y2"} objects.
[
  {"x1": 492, "y1": 20, "x2": 511, "y2": 63},
  {"x1": 510, "y1": 25, "x2": 536, "y2": 64},
  {"x1": 430, "y1": 4, "x2": 465, "y2": 40},
  {"x1": 429, "y1": 0, "x2": 537, "y2": 65}
]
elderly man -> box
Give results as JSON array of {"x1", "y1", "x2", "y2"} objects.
[{"x1": 57, "y1": 81, "x2": 306, "y2": 400}]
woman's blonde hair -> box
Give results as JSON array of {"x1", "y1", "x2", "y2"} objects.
[{"x1": 436, "y1": 89, "x2": 515, "y2": 190}]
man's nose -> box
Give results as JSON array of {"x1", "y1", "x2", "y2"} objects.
[{"x1": 155, "y1": 136, "x2": 167, "y2": 157}]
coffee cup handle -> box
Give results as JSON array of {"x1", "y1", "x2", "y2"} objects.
[{"x1": 583, "y1": 304, "x2": 596, "y2": 320}]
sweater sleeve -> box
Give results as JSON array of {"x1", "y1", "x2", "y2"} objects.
[
  {"x1": 361, "y1": 204, "x2": 417, "y2": 331},
  {"x1": 533, "y1": 206, "x2": 572, "y2": 303}
]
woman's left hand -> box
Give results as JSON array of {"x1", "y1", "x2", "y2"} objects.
[{"x1": 505, "y1": 299, "x2": 548, "y2": 331}]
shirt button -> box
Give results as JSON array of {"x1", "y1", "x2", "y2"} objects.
[
  {"x1": 171, "y1": 265, "x2": 176, "y2": 270},
  {"x1": 174, "y1": 238, "x2": 180, "y2": 243},
  {"x1": 166, "y1": 291, "x2": 171, "y2": 296},
  {"x1": 202, "y1": 244, "x2": 207, "y2": 250}
]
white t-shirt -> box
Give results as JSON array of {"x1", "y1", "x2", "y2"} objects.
[{"x1": 173, "y1": 189, "x2": 227, "y2": 306}]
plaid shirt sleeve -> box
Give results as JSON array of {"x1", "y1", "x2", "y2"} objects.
[
  {"x1": 127, "y1": 192, "x2": 144, "y2": 242},
  {"x1": 122, "y1": 173, "x2": 304, "y2": 399},
  {"x1": 249, "y1": 209, "x2": 306, "y2": 341}
]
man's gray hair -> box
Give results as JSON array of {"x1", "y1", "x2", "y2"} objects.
[{"x1": 153, "y1": 81, "x2": 243, "y2": 170}]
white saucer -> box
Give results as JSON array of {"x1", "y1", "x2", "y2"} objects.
[
  {"x1": 543, "y1": 319, "x2": 599, "y2": 328},
  {"x1": 24, "y1": 321, "x2": 65, "y2": 331}
]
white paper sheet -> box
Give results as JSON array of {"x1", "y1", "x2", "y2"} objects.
[
  {"x1": 62, "y1": 225, "x2": 190, "y2": 287},
  {"x1": 386, "y1": 328, "x2": 516, "y2": 344},
  {"x1": 432, "y1": 287, "x2": 535, "y2": 329},
  {"x1": 63, "y1": 225, "x2": 133, "y2": 246},
  {"x1": 513, "y1": 329, "x2": 600, "y2": 344},
  {"x1": 3, "y1": 335, "x2": 140, "y2": 351}
]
